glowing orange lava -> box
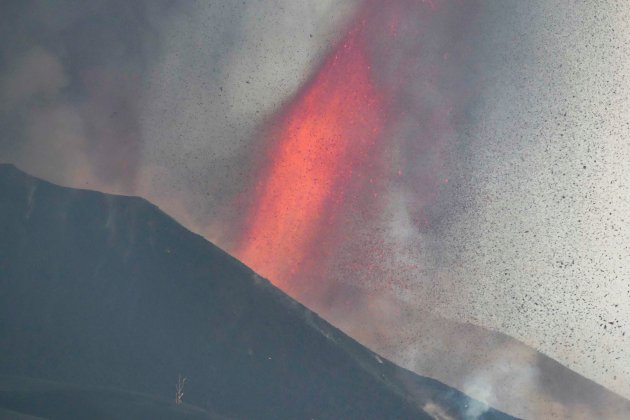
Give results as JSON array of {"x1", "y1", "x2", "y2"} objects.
[{"x1": 234, "y1": 21, "x2": 386, "y2": 296}]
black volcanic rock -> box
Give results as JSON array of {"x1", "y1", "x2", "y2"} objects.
[
  {"x1": 0, "y1": 164, "x2": 513, "y2": 419},
  {"x1": 0, "y1": 375, "x2": 222, "y2": 420}
]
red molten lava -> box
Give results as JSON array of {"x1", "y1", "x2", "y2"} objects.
[{"x1": 234, "y1": 20, "x2": 386, "y2": 297}]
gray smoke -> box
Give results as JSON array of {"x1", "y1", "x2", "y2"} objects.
[{"x1": 0, "y1": 0, "x2": 355, "y2": 229}]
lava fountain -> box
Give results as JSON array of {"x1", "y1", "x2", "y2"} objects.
[
  {"x1": 233, "y1": 0, "x2": 474, "y2": 307},
  {"x1": 234, "y1": 15, "x2": 387, "y2": 299}
]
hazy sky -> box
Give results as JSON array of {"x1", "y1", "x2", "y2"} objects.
[
  {"x1": 1, "y1": 0, "x2": 628, "y2": 416},
  {"x1": 427, "y1": 0, "x2": 630, "y2": 396}
]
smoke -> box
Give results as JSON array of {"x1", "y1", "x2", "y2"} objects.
[
  {"x1": 0, "y1": 0, "x2": 355, "y2": 220},
  {"x1": 461, "y1": 346, "x2": 539, "y2": 418},
  {"x1": 0, "y1": 1, "x2": 163, "y2": 190},
  {"x1": 136, "y1": 0, "x2": 357, "y2": 241},
  {"x1": 0, "y1": 46, "x2": 90, "y2": 183},
  {"x1": 323, "y1": 2, "x2": 630, "y2": 416},
  {"x1": 418, "y1": 0, "x2": 630, "y2": 402}
]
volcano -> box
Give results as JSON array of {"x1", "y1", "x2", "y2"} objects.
[{"x1": 0, "y1": 163, "x2": 512, "y2": 419}]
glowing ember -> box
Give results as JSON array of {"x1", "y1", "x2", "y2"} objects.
[{"x1": 234, "y1": 20, "x2": 386, "y2": 297}]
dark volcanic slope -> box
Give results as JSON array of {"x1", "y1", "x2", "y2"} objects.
[
  {"x1": 0, "y1": 164, "x2": 512, "y2": 419},
  {"x1": 0, "y1": 375, "x2": 221, "y2": 420}
]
